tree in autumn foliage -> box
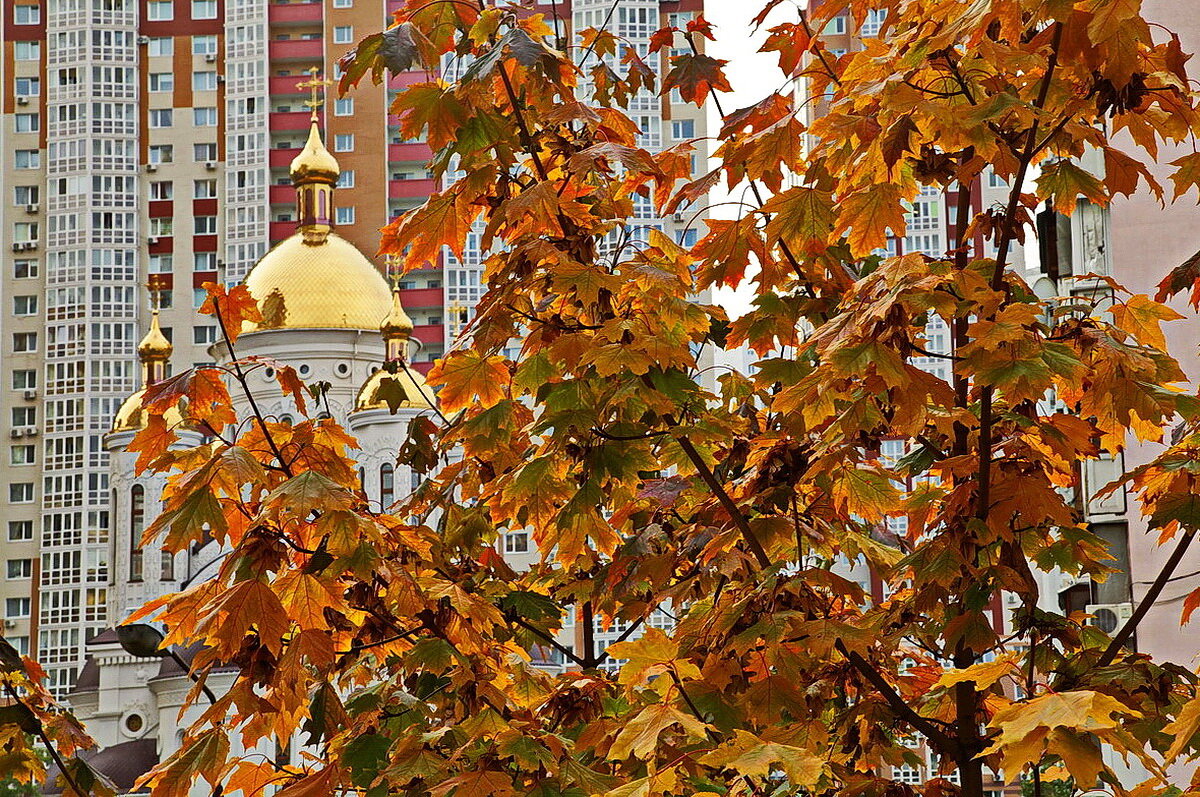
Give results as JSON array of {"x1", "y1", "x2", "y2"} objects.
[{"x1": 12, "y1": 1, "x2": 1200, "y2": 797}]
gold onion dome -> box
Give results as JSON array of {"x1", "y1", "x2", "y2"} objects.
[
  {"x1": 242, "y1": 234, "x2": 392, "y2": 332},
  {"x1": 137, "y1": 309, "x2": 172, "y2": 360},
  {"x1": 112, "y1": 309, "x2": 182, "y2": 433},
  {"x1": 355, "y1": 366, "x2": 436, "y2": 412},
  {"x1": 241, "y1": 113, "x2": 391, "y2": 332},
  {"x1": 381, "y1": 288, "x2": 415, "y2": 339},
  {"x1": 289, "y1": 118, "x2": 341, "y2": 185}
]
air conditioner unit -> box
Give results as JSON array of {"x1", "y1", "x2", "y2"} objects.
[
  {"x1": 1085, "y1": 603, "x2": 1134, "y2": 634},
  {"x1": 25, "y1": 204, "x2": 38, "y2": 214},
  {"x1": 23, "y1": 427, "x2": 38, "y2": 437},
  {"x1": 3, "y1": 620, "x2": 16, "y2": 629},
  {"x1": 672, "y1": 213, "x2": 685, "y2": 223},
  {"x1": 205, "y1": 161, "x2": 217, "y2": 171},
  {"x1": 137, "y1": 35, "x2": 150, "y2": 44},
  {"x1": 16, "y1": 96, "x2": 28, "y2": 105},
  {"x1": 11, "y1": 243, "x2": 23, "y2": 252},
  {"x1": 148, "y1": 236, "x2": 159, "y2": 245},
  {"x1": 205, "y1": 53, "x2": 217, "y2": 63},
  {"x1": 146, "y1": 163, "x2": 158, "y2": 172},
  {"x1": 22, "y1": 389, "x2": 36, "y2": 401},
  {"x1": 9, "y1": 429, "x2": 23, "y2": 439}
]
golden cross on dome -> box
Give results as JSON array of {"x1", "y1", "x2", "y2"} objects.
[
  {"x1": 146, "y1": 274, "x2": 169, "y2": 310},
  {"x1": 298, "y1": 67, "x2": 331, "y2": 119}
]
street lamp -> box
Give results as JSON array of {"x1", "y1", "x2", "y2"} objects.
[{"x1": 115, "y1": 624, "x2": 218, "y2": 705}]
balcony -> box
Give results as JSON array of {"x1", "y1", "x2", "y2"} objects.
[
  {"x1": 268, "y1": 38, "x2": 323, "y2": 61},
  {"x1": 268, "y1": 1, "x2": 322, "y2": 24},
  {"x1": 388, "y1": 142, "x2": 432, "y2": 164},
  {"x1": 397, "y1": 286, "x2": 442, "y2": 308},
  {"x1": 270, "y1": 110, "x2": 315, "y2": 131},
  {"x1": 270, "y1": 75, "x2": 306, "y2": 95},
  {"x1": 412, "y1": 324, "x2": 444, "y2": 346},
  {"x1": 389, "y1": 178, "x2": 438, "y2": 199},
  {"x1": 270, "y1": 220, "x2": 297, "y2": 240},
  {"x1": 269, "y1": 147, "x2": 301, "y2": 167},
  {"x1": 269, "y1": 184, "x2": 296, "y2": 205}
]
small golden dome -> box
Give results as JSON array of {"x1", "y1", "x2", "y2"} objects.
[
  {"x1": 355, "y1": 366, "x2": 436, "y2": 412},
  {"x1": 381, "y1": 288, "x2": 415, "y2": 339},
  {"x1": 111, "y1": 389, "x2": 184, "y2": 434},
  {"x1": 290, "y1": 119, "x2": 340, "y2": 185},
  {"x1": 137, "y1": 310, "x2": 173, "y2": 361},
  {"x1": 242, "y1": 232, "x2": 392, "y2": 332}
]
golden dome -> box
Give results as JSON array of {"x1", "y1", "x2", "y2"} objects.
[
  {"x1": 242, "y1": 232, "x2": 392, "y2": 332},
  {"x1": 381, "y1": 288, "x2": 415, "y2": 339},
  {"x1": 137, "y1": 310, "x2": 173, "y2": 361},
  {"x1": 355, "y1": 366, "x2": 436, "y2": 412},
  {"x1": 111, "y1": 389, "x2": 185, "y2": 434},
  {"x1": 290, "y1": 119, "x2": 340, "y2": 185}
]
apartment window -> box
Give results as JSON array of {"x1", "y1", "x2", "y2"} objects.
[
  {"x1": 13, "y1": 5, "x2": 40, "y2": 24},
  {"x1": 11, "y1": 407, "x2": 35, "y2": 427},
  {"x1": 193, "y1": 143, "x2": 218, "y2": 161},
  {"x1": 825, "y1": 15, "x2": 847, "y2": 34},
  {"x1": 129, "y1": 485, "x2": 145, "y2": 582},
  {"x1": 8, "y1": 484, "x2": 34, "y2": 505},
  {"x1": 332, "y1": 0, "x2": 351, "y2": 7},
  {"x1": 194, "y1": 107, "x2": 218, "y2": 126},
  {"x1": 193, "y1": 288, "x2": 207, "y2": 308},
  {"x1": 6, "y1": 560, "x2": 32, "y2": 579},
  {"x1": 333, "y1": 134, "x2": 354, "y2": 152},
  {"x1": 8, "y1": 521, "x2": 33, "y2": 542},
  {"x1": 149, "y1": 144, "x2": 174, "y2": 164},
  {"x1": 333, "y1": 25, "x2": 354, "y2": 44},
  {"x1": 335, "y1": 207, "x2": 355, "y2": 225},
  {"x1": 14, "y1": 41, "x2": 39, "y2": 60},
  {"x1": 503, "y1": 530, "x2": 529, "y2": 554},
  {"x1": 193, "y1": 252, "x2": 216, "y2": 270},
  {"x1": 10, "y1": 445, "x2": 35, "y2": 467},
  {"x1": 14, "y1": 186, "x2": 39, "y2": 205},
  {"x1": 157, "y1": 290, "x2": 174, "y2": 309},
  {"x1": 192, "y1": 71, "x2": 218, "y2": 92},
  {"x1": 4, "y1": 598, "x2": 31, "y2": 618},
  {"x1": 13, "y1": 296, "x2": 37, "y2": 316},
  {"x1": 334, "y1": 98, "x2": 354, "y2": 116},
  {"x1": 14, "y1": 223, "x2": 38, "y2": 243},
  {"x1": 15, "y1": 114, "x2": 39, "y2": 133},
  {"x1": 192, "y1": 35, "x2": 218, "y2": 55},
  {"x1": 15, "y1": 78, "x2": 40, "y2": 97},
  {"x1": 12, "y1": 333, "x2": 36, "y2": 353},
  {"x1": 149, "y1": 254, "x2": 173, "y2": 273},
  {"x1": 191, "y1": 0, "x2": 217, "y2": 19},
  {"x1": 149, "y1": 109, "x2": 173, "y2": 128},
  {"x1": 149, "y1": 181, "x2": 173, "y2": 200},
  {"x1": 861, "y1": 9, "x2": 887, "y2": 37},
  {"x1": 671, "y1": 119, "x2": 695, "y2": 140},
  {"x1": 149, "y1": 218, "x2": 173, "y2": 236},
  {"x1": 13, "y1": 260, "x2": 37, "y2": 279},
  {"x1": 12, "y1": 370, "x2": 36, "y2": 390},
  {"x1": 193, "y1": 178, "x2": 217, "y2": 199},
  {"x1": 195, "y1": 216, "x2": 217, "y2": 234},
  {"x1": 147, "y1": 37, "x2": 173, "y2": 57},
  {"x1": 193, "y1": 326, "x2": 218, "y2": 345},
  {"x1": 337, "y1": 170, "x2": 355, "y2": 188},
  {"x1": 15, "y1": 150, "x2": 39, "y2": 169},
  {"x1": 149, "y1": 73, "x2": 174, "y2": 93},
  {"x1": 147, "y1": 0, "x2": 173, "y2": 20}
]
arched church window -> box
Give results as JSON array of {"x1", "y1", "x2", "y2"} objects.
[
  {"x1": 129, "y1": 484, "x2": 144, "y2": 582},
  {"x1": 380, "y1": 463, "x2": 394, "y2": 508}
]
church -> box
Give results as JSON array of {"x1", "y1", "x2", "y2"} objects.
[{"x1": 60, "y1": 112, "x2": 439, "y2": 792}]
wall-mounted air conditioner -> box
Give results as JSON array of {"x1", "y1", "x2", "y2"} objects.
[{"x1": 1085, "y1": 603, "x2": 1133, "y2": 634}]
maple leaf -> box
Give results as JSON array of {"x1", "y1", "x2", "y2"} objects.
[
  {"x1": 1111, "y1": 294, "x2": 1184, "y2": 350},
  {"x1": 199, "y1": 282, "x2": 261, "y2": 346},
  {"x1": 663, "y1": 53, "x2": 731, "y2": 106},
  {"x1": 608, "y1": 701, "x2": 709, "y2": 760},
  {"x1": 427, "y1": 351, "x2": 509, "y2": 413},
  {"x1": 208, "y1": 581, "x2": 290, "y2": 654},
  {"x1": 1036, "y1": 159, "x2": 1109, "y2": 215},
  {"x1": 700, "y1": 730, "x2": 825, "y2": 788},
  {"x1": 833, "y1": 184, "x2": 908, "y2": 258}
]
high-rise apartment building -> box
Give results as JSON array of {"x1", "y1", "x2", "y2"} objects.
[{"x1": 1, "y1": 0, "x2": 706, "y2": 694}]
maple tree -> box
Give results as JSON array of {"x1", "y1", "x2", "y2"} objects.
[{"x1": 9, "y1": 1, "x2": 1200, "y2": 797}]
